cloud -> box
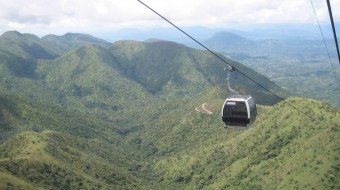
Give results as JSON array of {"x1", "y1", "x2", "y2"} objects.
[
  {"x1": 0, "y1": 0, "x2": 339, "y2": 35},
  {"x1": 6, "y1": 12, "x2": 52, "y2": 25}
]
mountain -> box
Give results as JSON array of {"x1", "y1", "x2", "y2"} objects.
[
  {"x1": 110, "y1": 40, "x2": 284, "y2": 104},
  {"x1": 0, "y1": 31, "x2": 112, "y2": 60},
  {"x1": 0, "y1": 94, "x2": 143, "y2": 189},
  {"x1": 0, "y1": 49, "x2": 36, "y2": 78},
  {"x1": 229, "y1": 23, "x2": 340, "y2": 40},
  {"x1": 0, "y1": 32, "x2": 285, "y2": 114},
  {"x1": 204, "y1": 30, "x2": 337, "y2": 59},
  {"x1": 0, "y1": 31, "x2": 151, "y2": 116},
  {"x1": 36, "y1": 44, "x2": 153, "y2": 115},
  {"x1": 42, "y1": 33, "x2": 111, "y2": 55},
  {"x1": 0, "y1": 31, "x2": 56, "y2": 60},
  {"x1": 203, "y1": 31, "x2": 340, "y2": 108},
  {"x1": 204, "y1": 31, "x2": 256, "y2": 53},
  {"x1": 0, "y1": 31, "x2": 338, "y2": 189},
  {"x1": 91, "y1": 24, "x2": 340, "y2": 44},
  {"x1": 203, "y1": 31, "x2": 327, "y2": 58}
]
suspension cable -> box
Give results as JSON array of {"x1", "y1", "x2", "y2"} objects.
[
  {"x1": 309, "y1": 0, "x2": 339, "y2": 90},
  {"x1": 225, "y1": 68, "x2": 239, "y2": 95},
  {"x1": 137, "y1": 0, "x2": 281, "y2": 100},
  {"x1": 326, "y1": 0, "x2": 340, "y2": 65},
  {"x1": 137, "y1": 0, "x2": 313, "y2": 118}
]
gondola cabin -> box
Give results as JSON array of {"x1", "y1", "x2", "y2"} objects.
[{"x1": 221, "y1": 95, "x2": 256, "y2": 128}]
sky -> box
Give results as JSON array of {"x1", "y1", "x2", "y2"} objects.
[{"x1": 0, "y1": 0, "x2": 339, "y2": 36}]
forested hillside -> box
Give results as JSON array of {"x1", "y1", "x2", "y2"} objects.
[{"x1": 0, "y1": 31, "x2": 338, "y2": 189}]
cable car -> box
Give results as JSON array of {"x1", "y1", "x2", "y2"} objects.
[
  {"x1": 221, "y1": 67, "x2": 257, "y2": 128},
  {"x1": 221, "y1": 95, "x2": 256, "y2": 128}
]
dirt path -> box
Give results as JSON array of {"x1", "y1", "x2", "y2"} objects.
[
  {"x1": 202, "y1": 103, "x2": 213, "y2": 114},
  {"x1": 195, "y1": 103, "x2": 213, "y2": 115}
]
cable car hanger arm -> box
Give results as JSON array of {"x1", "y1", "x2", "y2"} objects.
[
  {"x1": 225, "y1": 67, "x2": 239, "y2": 95},
  {"x1": 137, "y1": 0, "x2": 316, "y2": 121},
  {"x1": 136, "y1": 0, "x2": 284, "y2": 101},
  {"x1": 326, "y1": 0, "x2": 340, "y2": 65}
]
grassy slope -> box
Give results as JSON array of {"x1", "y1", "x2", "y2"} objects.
[
  {"x1": 105, "y1": 84, "x2": 339, "y2": 189},
  {"x1": 0, "y1": 86, "x2": 339, "y2": 189},
  {"x1": 151, "y1": 97, "x2": 339, "y2": 189},
  {"x1": 0, "y1": 95, "x2": 147, "y2": 189},
  {"x1": 0, "y1": 131, "x2": 144, "y2": 190},
  {"x1": 36, "y1": 44, "x2": 153, "y2": 112}
]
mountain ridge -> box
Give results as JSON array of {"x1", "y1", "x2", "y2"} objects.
[
  {"x1": 109, "y1": 40, "x2": 285, "y2": 104},
  {"x1": 0, "y1": 31, "x2": 338, "y2": 189},
  {"x1": 42, "y1": 32, "x2": 111, "y2": 55}
]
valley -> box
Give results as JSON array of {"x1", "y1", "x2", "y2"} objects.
[{"x1": 203, "y1": 31, "x2": 340, "y2": 107}]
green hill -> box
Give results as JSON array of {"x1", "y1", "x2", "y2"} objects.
[
  {"x1": 42, "y1": 33, "x2": 111, "y2": 55},
  {"x1": 204, "y1": 31, "x2": 340, "y2": 108},
  {"x1": 0, "y1": 31, "x2": 112, "y2": 60},
  {"x1": 150, "y1": 97, "x2": 340, "y2": 189},
  {"x1": 0, "y1": 90, "x2": 338, "y2": 189},
  {"x1": 0, "y1": 31, "x2": 338, "y2": 189},
  {"x1": 0, "y1": 131, "x2": 143, "y2": 190},
  {"x1": 0, "y1": 49, "x2": 36, "y2": 78},
  {"x1": 0, "y1": 94, "x2": 145, "y2": 189},
  {"x1": 36, "y1": 44, "x2": 153, "y2": 114},
  {"x1": 0, "y1": 33, "x2": 285, "y2": 118},
  {"x1": 110, "y1": 40, "x2": 284, "y2": 104},
  {"x1": 0, "y1": 31, "x2": 56, "y2": 60},
  {"x1": 204, "y1": 31, "x2": 256, "y2": 53}
]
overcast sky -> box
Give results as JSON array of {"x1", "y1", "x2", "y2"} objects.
[{"x1": 0, "y1": 0, "x2": 339, "y2": 36}]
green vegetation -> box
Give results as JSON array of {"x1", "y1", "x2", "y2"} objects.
[
  {"x1": 0, "y1": 31, "x2": 56, "y2": 59},
  {"x1": 0, "y1": 31, "x2": 339, "y2": 189},
  {"x1": 204, "y1": 31, "x2": 340, "y2": 107},
  {"x1": 239, "y1": 57, "x2": 340, "y2": 108},
  {"x1": 41, "y1": 33, "x2": 111, "y2": 55},
  {"x1": 151, "y1": 97, "x2": 339, "y2": 189}
]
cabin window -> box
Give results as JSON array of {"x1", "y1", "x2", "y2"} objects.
[{"x1": 224, "y1": 101, "x2": 248, "y2": 118}]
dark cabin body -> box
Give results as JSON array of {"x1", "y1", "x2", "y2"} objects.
[{"x1": 221, "y1": 95, "x2": 257, "y2": 128}]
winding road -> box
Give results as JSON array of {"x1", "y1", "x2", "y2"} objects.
[{"x1": 195, "y1": 103, "x2": 213, "y2": 115}]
